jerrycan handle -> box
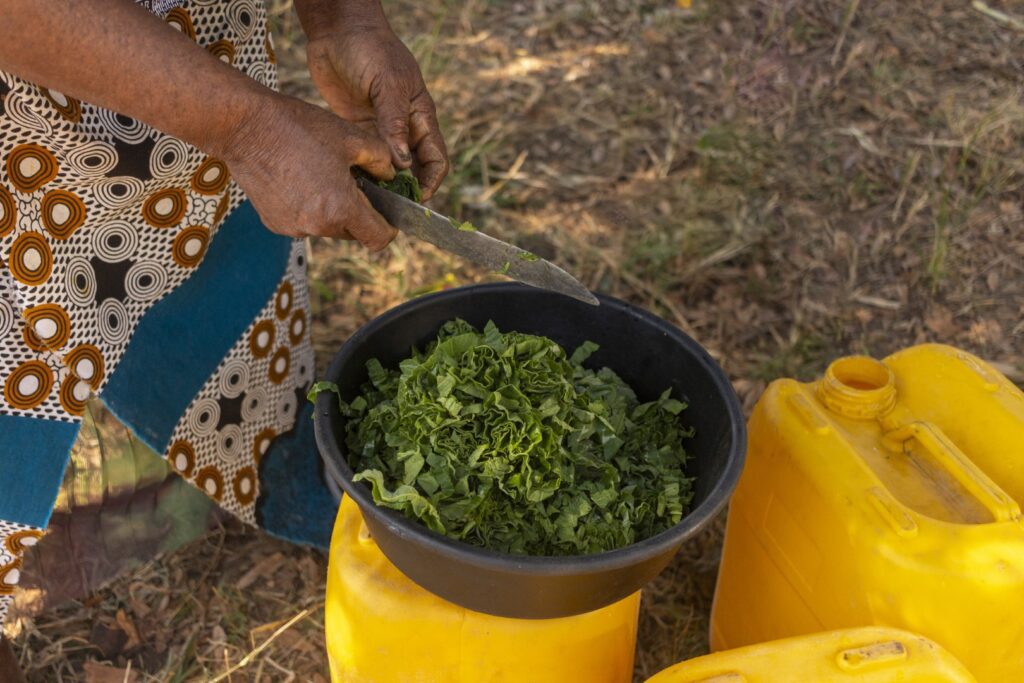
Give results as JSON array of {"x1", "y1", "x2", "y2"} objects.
[{"x1": 883, "y1": 422, "x2": 1021, "y2": 523}]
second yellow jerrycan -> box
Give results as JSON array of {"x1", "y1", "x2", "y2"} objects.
[
  {"x1": 646, "y1": 626, "x2": 976, "y2": 683},
  {"x1": 710, "y1": 344, "x2": 1024, "y2": 682},
  {"x1": 325, "y1": 495, "x2": 641, "y2": 683}
]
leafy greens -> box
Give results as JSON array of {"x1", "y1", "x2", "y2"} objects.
[{"x1": 312, "y1": 319, "x2": 694, "y2": 556}]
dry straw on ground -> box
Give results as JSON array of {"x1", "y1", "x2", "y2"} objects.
[{"x1": 11, "y1": 0, "x2": 1024, "y2": 680}]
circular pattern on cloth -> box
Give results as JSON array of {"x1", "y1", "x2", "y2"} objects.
[
  {"x1": 188, "y1": 397, "x2": 220, "y2": 437},
  {"x1": 233, "y1": 466, "x2": 257, "y2": 506},
  {"x1": 253, "y1": 427, "x2": 275, "y2": 465},
  {"x1": 268, "y1": 346, "x2": 290, "y2": 384},
  {"x1": 150, "y1": 136, "x2": 191, "y2": 179},
  {"x1": 288, "y1": 309, "x2": 306, "y2": 345},
  {"x1": 275, "y1": 281, "x2": 293, "y2": 320},
  {"x1": 165, "y1": 7, "x2": 197, "y2": 40},
  {"x1": 0, "y1": 185, "x2": 16, "y2": 237},
  {"x1": 172, "y1": 225, "x2": 210, "y2": 267},
  {"x1": 226, "y1": 0, "x2": 258, "y2": 40},
  {"x1": 93, "y1": 220, "x2": 139, "y2": 262},
  {"x1": 64, "y1": 257, "x2": 97, "y2": 306},
  {"x1": 0, "y1": 559, "x2": 22, "y2": 595},
  {"x1": 59, "y1": 375, "x2": 91, "y2": 415},
  {"x1": 275, "y1": 389, "x2": 296, "y2": 429},
  {"x1": 218, "y1": 358, "x2": 250, "y2": 399},
  {"x1": 249, "y1": 320, "x2": 275, "y2": 358},
  {"x1": 169, "y1": 440, "x2": 196, "y2": 477},
  {"x1": 41, "y1": 88, "x2": 81, "y2": 123},
  {"x1": 4, "y1": 91, "x2": 52, "y2": 136},
  {"x1": 0, "y1": 298, "x2": 15, "y2": 339},
  {"x1": 4, "y1": 360, "x2": 54, "y2": 411},
  {"x1": 41, "y1": 189, "x2": 86, "y2": 239},
  {"x1": 22, "y1": 303, "x2": 72, "y2": 352},
  {"x1": 216, "y1": 424, "x2": 244, "y2": 463},
  {"x1": 125, "y1": 260, "x2": 168, "y2": 302},
  {"x1": 9, "y1": 231, "x2": 53, "y2": 286},
  {"x1": 64, "y1": 344, "x2": 105, "y2": 388},
  {"x1": 97, "y1": 298, "x2": 131, "y2": 346},
  {"x1": 142, "y1": 188, "x2": 187, "y2": 228},
  {"x1": 241, "y1": 385, "x2": 266, "y2": 422},
  {"x1": 93, "y1": 176, "x2": 147, "y2": 210},
  {"x1": 247, "y1": 62, "x2": 269, "y2": 88},
  {"x1": 98, "y1": 109, "x2": 149, "y2": 144},
  {"x1": 6, "y1": 143, "x2": 58, "y2": 193},
  {"x1": 65, "y1": 141, "x2": 118, "y2": 177},
  {"x1": 195, "y1": 465, "x2": 224, "y2": 500},
  {"x1": 207, "y1": 39, "x2": 236, "y2": 64},
  {"x1": 191, "y1": 158, "x2": 230, "y2": 195},
  {"x1": 4, "y1": 530, "x2": 42, "y2": 555}
]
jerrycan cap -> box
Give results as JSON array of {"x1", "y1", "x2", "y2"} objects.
[{"x1": 818, "y1": 356, "x2": 896, "y2": 419}]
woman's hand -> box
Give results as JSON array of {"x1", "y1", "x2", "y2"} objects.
[
  {"x1": 222, "y1": 93, "x2": 398, "y2": 251},
  {"x1": 297, "y1": 1, "x2": 449, "y2": 200}
]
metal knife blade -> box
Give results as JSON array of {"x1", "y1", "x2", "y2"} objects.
[{"x1": 358, "y1": 177, "x2": 599, "y2": 306}]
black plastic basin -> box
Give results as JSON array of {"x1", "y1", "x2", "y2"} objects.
[{"x1": 314, "y1": 283, "x2": 745, "y2": 619}]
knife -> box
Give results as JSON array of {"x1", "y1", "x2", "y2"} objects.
[{"x1": 357, "y1": 177, "x2": 599, "y2": 306}]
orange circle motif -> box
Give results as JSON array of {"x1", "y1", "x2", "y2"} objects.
[
  {"x1": 169, "y1": 440, "x2": 197, "y2": 477},
  {"x1": 6, "y1": 143, "x2": 58, "y2": 193},
  {"x1": 207, "y1": 40, "x2": 236, "y2": 64},
  {"x1": 166, "y1": 7, "x2": 197, "y2": 40},
  {"x1": 0, "y1": 559, "x2": 23, "y2": 595},
  {"x1": 41, "y1": 189, "x2": 86, "y2": 239},
  {"x1": 142, "y1": 188, "x2": 187, "y2": 228},
  {"x1": 250, "y1": 320, "x2": 275, "y2": 358},
  {"x1": 288, "y1": 310, "x2": 306, "y2": 345},
  {"x1": 172, "y1": 225, "x2": 210, "y2": 268},
  {"x1": 22, "y1": 303, "x2": 72, "y2": 352},
  {"x1": 4, "y1": 530, "x2": 43, "y2": 555},
  {"x1": 41, "y1": 88, "x2": 81, "y2": 123},
  {"x1": 59, "y1": 376, "x2": 89, "y2": 415},
  {"x1": 275, "y1": 281, "x2": 293, "y2": 320},
  {"x1": 253, "y1": 428, "x2": 276, "y2": 465},
  {"x1": 233, "y1": 466, "x2": 257, "y2": 505},
  {"x1": 64, "y1": 344, "x2": 105, "y2": 389},
  {"x1": 4, "y1": 360, "x2": 54, "y2": 411},
  {"x1": 8, "y1": 232, "x2": 53, "y2": 286},
  {"x1": 191, "y1": 158, "x2": 230, "y2": 195},
  {"x1": 195, "y1": 465, "x2": 224, "y2": 501},
  {"x1": 268, "y1": 346, "x2": 291, "y2": 384},
  {"x1": 0, "y1": 185, "x2": 16, "y2": 238}
]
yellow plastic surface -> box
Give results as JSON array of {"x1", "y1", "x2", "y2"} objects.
[
  {"x1": 646, "y1": 627, "x2": 976, "y2": 683},
  {"x1": 326, "y1": 495, "x2": 641, "y2": 683},
  {"x1": 710, "y1": 344, "x2": 1024, "y2": 682}
]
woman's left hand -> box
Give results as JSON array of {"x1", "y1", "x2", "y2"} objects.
[{"x1": 300, "y1": 2, "x2": 449, "y2": 200}]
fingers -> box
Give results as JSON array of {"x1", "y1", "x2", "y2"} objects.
[
  {"x1": 336, "y1": 177, "x2": 398, "y2": 252},
  {"x1": 372, "y1": 79, "x2": 415, "y2": 170},
  {"x1": 408, "y1": 92, "x2": 449, "y2": 200},
  {"x1": 349, "y1": 127, "x2": 396, "y2": 181}
]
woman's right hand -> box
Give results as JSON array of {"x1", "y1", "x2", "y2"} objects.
[{"x1": 221, "y1": 93, "x2": 399, "y2": 251}]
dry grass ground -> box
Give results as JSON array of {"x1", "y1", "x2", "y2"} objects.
[{"x1": 10, "y1": 0, "x2": 1024, "y2": 680}]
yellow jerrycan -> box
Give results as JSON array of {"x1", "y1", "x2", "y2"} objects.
[
  {"x1": 710, "y1": 344, "x2": 1024, "y2": 682},
  {"x1": 646, "y1": 626, "x2": 976, "y2": 683},
  {"x1": 326, "y1": 495, "x2": 641, "y2": 683}
]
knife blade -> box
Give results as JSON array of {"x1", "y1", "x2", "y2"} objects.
[{"x1": 357, "y1": 177, "x2": 599, "y2": 306}]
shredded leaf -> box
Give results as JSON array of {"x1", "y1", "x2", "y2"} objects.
[
  {"x1": 378, "y1": 169, "x2": 422, "y2": 202},
  {"x1": 315, "y1": 319, "x2": 695, "y2": 556},
  {"x1": 498, "y1": 261, "x2": 511, "y2": 275},
  {"x1": 518, "y1": 251, "x2": 539, "y2": 262}
]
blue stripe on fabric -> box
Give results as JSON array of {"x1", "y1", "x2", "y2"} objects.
[
  {"x1": 0, "y1": 414, "x2": 80, "y2": 526},
  {"x1": 102, "y1": 201, "x2": 291, "y2": 452}
]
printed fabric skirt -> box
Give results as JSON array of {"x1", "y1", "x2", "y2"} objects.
[{"x1": 0, "y1": 0, "x2": 337, "y2": 628}]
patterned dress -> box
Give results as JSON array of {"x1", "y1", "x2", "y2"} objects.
[{"x1": 0, "y1": 0, "x2": 333, "y2": 626}]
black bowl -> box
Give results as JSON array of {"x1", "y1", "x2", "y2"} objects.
[{"x1": 314, "y1": 283, "x2": 745, "y2": 619}]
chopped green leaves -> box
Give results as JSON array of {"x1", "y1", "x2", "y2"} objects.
[
  {"x1": 497, "y1": 261, "x2": 511, "y2": 275},
  {"x1": 327, "y1": 319, "x2": 695, "y2": 556},
  {"x1": 518, "y1": 251, "x2": 539, "y2": 262},
  {"x1": 379, "y1": 169, "x2": 422, "y2": 202},
  {"x1": 448, "y1": 217, "x2": 478, "y2": 232}
]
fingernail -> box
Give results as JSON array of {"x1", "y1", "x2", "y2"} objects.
[{"x1": 396, "y1": 144, "x2": 412, "y2": 164}]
